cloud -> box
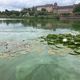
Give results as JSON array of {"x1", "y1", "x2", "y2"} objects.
[
  {"x1": 75, "y1": 0, "x2": 80, "y2": 4},
  {"x1": 0, "y1": 0, "x2": 79, "y2": 11}
]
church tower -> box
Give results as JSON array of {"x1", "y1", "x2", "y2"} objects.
[{"x1": 53, "y1": 2, "x2": 58, "y2": 14}]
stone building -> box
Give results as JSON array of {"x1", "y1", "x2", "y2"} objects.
[
  {"x1": 36, "y1": 4, "x2": 53, "y2": 12},
  {"x1": 57, "y1": 6, "x2": 73, "y2": 14},
  {"x1": 36, "y1": 3, "x2": 74, "y2": 14}
]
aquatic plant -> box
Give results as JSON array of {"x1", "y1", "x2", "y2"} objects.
[{"x1": 41, "y1": 34, "x2": 80, "y2": 55}]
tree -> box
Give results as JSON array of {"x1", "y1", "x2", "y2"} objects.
[
  {"x1": 73, "y1": 3, "x2": 80, "y2": 13},
  {"x1": 41, "y1": 8, "x2": 47, "y2": 12},
  {"x1": 32, "y1": 7, "x2": 36, "y2": 12},
  {"x1": 37, "y1": 8, "x2": 47, "y2": 16},
  {"x1": 21, "y1": 8, "x2": 28, "y2": 15},
  {"x1": 5, "y1": 9, "x2": 10, "y2": 16},
  {"x1": 21, "y1": 8, "x2": 32, "y2": 16}
]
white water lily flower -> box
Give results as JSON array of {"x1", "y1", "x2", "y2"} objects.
[{"x1": 63, "y1": 38, "x2": 68, "y2": 42}]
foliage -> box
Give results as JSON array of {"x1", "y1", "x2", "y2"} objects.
[
  {"x1": 42, "y1": 34, "x2": 80, "y2": 55},
  {"x1": 61, "y1": 13, "x2": 71, "y2": 16},
  {"x1": 72, "y1": 21, "x2": 80, "y2": 31},
  {"x1": 73, "y1": 3, "x2": 80, "y2": 13},
  {"x1": 41, "y1": 8, "x2": 47, "y2": 12},
  {"x1": 0, "y1": 7, "x2": 58, "y2": 18},
  {"x1": 0, "y1": 9, "x2": 20, "y2": 17}
]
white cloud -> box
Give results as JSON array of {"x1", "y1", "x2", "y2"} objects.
[
  {"x1": 0, "y1": 0, "x2": 79, "y2": 11},
  {"x1": 75, "y1": 0, "x2": 80, "y2": 4}
]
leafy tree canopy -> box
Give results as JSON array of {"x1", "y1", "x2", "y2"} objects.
[{"x1": 73, "y1": 3, "x2": 80, "y2": 13}]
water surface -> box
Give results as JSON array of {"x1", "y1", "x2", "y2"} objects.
[
  {"x1": 0, "y1": 19, "x2": 80, "y2": 40},
  {"x1": 0, "y1": 19, "x2": 80, "y2": 80}
]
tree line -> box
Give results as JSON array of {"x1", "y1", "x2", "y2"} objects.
[{"x1": 0, "y1": 4, "x2": 80, "y2": 18}]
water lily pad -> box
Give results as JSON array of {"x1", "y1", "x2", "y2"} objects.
[
  {"x1": 74, "y1": 49, "x2": 80, "y2": 54},
  {"x1": 55, "y1": 44, "x2": 64, "y2": 48}
]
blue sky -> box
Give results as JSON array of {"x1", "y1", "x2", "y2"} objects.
[{"x1": 0, "y1": 0, "x2": 80, "y2": 11}]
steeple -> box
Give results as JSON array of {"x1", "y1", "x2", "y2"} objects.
[{"x1": 54, "y1": 2, "x2": 58, "y2": 7}]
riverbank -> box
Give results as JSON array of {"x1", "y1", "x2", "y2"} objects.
[
  {"x1": 1, "y1": 16, "x2": 80, "y2": 21},
  {"x1": 60, "y1": 16, "x2": 80, "y2": 20},
  {"x1": 0, "y1": 15, "x2": 59, "y2": 19}
]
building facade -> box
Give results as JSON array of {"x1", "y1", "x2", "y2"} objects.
[
  {"x1": 36, "y1": 4, "x2": 53, "y2": 12},
  {"x1": 57, "y1": 5, "x2": 73, "y2": 14},
  {"x1": 36, "y1": 3, "x2": 74, "y2": 14}
]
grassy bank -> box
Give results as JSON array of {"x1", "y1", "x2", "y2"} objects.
[{"x1": 0, "y1": 15, "x2": 59, "y2": 19}]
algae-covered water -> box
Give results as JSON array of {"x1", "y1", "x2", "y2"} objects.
[{"x1": 0, "y1": 19, "x2": 80, "y2": 80}]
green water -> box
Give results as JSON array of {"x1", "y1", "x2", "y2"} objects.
[{"x1": 0, "y1": 18, "x2": 80, "y2": 80}]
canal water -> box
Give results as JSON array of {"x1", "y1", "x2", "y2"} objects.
[{"x1": 0, "y1": 19, "x2": 80, "y2": 80}]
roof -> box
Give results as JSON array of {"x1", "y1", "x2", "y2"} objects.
[
  {"x1": 58, "y1": 5, "x2": 73, "y2": 9},
  {"x1": 36, "y1": 4, "x2": 53, "y2": 8},
  {"x1": 36, "y1": 3, "x2": 74, "y2": 9}
]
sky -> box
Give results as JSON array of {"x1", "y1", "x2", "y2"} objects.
[{"x1": 0, "y1": 0, "x2": 80, "y2": 11}]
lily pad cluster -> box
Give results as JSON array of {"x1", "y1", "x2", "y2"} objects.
[{"x1": 42, "y1": 34, "x2": 80, "y2": 55}]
